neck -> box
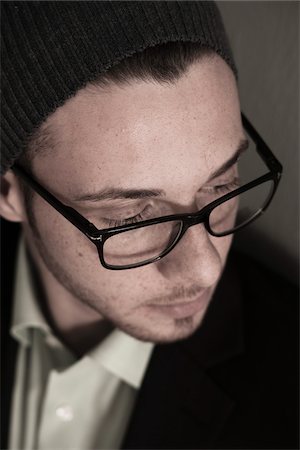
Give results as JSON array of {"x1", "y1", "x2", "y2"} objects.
[{"x1": 25, "y1": 237, "x2": 113, "y2": 358}]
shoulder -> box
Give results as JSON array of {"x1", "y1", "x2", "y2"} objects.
[
  {"x1": 232, "y1": 250, "x2": 298, "y2": 302},
  {"x1": 235, "y1": 250, "x2": 298, "y2": 326},
  {"x1": 213, "y1": 251, "x2": 299, "y2": 448},
  {"x1": 229, "y1": 250, "x2": 298, "y2": 411},
  {"x1": 229, "y1": 250, "x2": 298, "y2": 352}
]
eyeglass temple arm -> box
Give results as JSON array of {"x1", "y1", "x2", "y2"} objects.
[
  {"x1": 12, "y1": 164, "x2": 99, "y2": 237},
  {"x1": 241, "y1": 113, "x2": 283, "y2": 174}
]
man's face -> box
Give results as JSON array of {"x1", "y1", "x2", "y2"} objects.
[{"x1": 23, "y1": 54, "x2": 245, "y2": 343}]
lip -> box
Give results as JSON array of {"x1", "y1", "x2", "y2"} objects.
[{"x1": 148, "y1": 290, "x2": 210, "y2": 319}]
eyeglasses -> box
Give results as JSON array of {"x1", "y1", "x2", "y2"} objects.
[{"x1": 13, "y1": 114, "x2": 282, "y2": 270}]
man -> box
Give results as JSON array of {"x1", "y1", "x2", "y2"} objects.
[{"x1": 0, "y1": 2, "x2": 298, "y2": 449}]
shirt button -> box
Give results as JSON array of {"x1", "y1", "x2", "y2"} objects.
[{"x1": 56, "y1": 405, "x2": 74, "y2": 422}]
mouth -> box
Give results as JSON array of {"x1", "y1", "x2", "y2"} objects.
[{"x1": 147, "y1": 289, "x2": 211, "y2": 320}]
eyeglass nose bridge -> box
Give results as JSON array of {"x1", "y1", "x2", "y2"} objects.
[{"x1": 182, "y1": 209, "x2": 209, "y2": 231}]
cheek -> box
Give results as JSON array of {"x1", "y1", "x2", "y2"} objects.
[
  {"x1": 31, "y1": 198, "x2": 155, "y2": 301},
  {"x1": 210, "y1": 233, "x2": 233, "y2": 264}
]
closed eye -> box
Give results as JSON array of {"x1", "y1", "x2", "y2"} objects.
[
  {"x1": 202, "y1": 177, "x2": 240, "y2": 196},
  {"x1": 103, "y1": 205, "x2": 153, "y2": 228}
]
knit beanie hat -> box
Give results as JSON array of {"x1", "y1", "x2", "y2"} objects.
[{"x1": 1, "y1": 1, "x2": 236, "y2": 174}]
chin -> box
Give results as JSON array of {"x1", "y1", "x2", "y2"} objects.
[{"x1": 118, "y1": 309, "x2": 205, "y2": 344}]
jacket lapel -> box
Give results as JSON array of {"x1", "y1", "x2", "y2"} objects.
[{"x1": 121, "y1": 252, "x2": 244, "y2": 449}]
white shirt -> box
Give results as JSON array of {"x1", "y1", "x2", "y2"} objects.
[{"x1": 9, "y1": 239, "x2": 154, "y2": 449}]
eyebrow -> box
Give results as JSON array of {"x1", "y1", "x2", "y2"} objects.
[
  {"x1": 73, "y1": 187, "x2": 164, "y2": 202},
  {"x1": 207, "y1": 138, "x2": 249, "y2": 181},
  {"x1": 72, "y1": 138, "x2": 249, "y2": 203}
]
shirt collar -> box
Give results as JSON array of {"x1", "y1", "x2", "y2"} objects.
[
  {"x1": 88, "y1": 329, "x2": 154, "y2": 389},
  {"x1": 10, "y1": 237, "x2": 51, "y2": 345},
  {"x1": 10, "y1": 237, "x2": 154, "y2": 389}
]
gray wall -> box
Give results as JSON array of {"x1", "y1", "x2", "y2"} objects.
[{"x1": 217, "y1": 1, "x2": 299, "y2": 284}]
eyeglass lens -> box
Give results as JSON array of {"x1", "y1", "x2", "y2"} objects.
[
  {"x1": 209, "y1": 178, "x2": 274, "y2": 236},
  {"x1": 103, "y1": 220, "x2": 183, "y2": 267}
]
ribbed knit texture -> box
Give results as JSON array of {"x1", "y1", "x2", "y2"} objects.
[{"x1": 1, "y1": 1, "x2": 236, "y2": 174}]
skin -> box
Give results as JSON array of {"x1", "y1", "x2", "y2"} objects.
[{"x1": 0, "y1": 54, "x2": 245, "y2": 355}]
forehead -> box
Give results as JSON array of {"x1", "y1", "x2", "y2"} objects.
[{"x1": 34, "y1": 54, "x2": 243, "y2": 198}]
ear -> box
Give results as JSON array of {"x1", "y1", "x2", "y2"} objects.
[{"x1": 0, "y1": 170, "x2": 26, "y2": 222}]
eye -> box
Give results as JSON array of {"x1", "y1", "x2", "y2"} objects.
[
  {"x1": 103, "y1": 205, "x2": 153, "y2": 228},
  {"x1": 203, "y1": 177, "x2": 240, "y2": 196},
  {"x1": 215, "y1": 177, "x2": 240, "y2": 194}
]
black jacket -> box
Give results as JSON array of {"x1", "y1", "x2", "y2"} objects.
[{"x1": 1, "y1": 219, "x2": 299, "y2": 449}]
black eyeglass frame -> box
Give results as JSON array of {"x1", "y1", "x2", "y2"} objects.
[{"x1": 12, "y1": 114, "x2": 282, "y2": 270}]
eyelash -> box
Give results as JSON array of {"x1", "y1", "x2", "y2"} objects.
[
  {"x1": 104, "y1": 205, "x2": 152, "y2": 228},
  {"x1": 104, "y1": 178, "x2": 240, "y2": 228},
  {"x1": 208, "y1": 177, "x2": 240, "y2": 195}
]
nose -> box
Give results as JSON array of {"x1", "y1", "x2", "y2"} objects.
[{"x1": 157, "y1": 223, "x2": 222, "y2": 286}]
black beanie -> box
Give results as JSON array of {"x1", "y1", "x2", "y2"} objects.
[{"x1": 1, "y1": 1, "x2": 236, "y2": 174}]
